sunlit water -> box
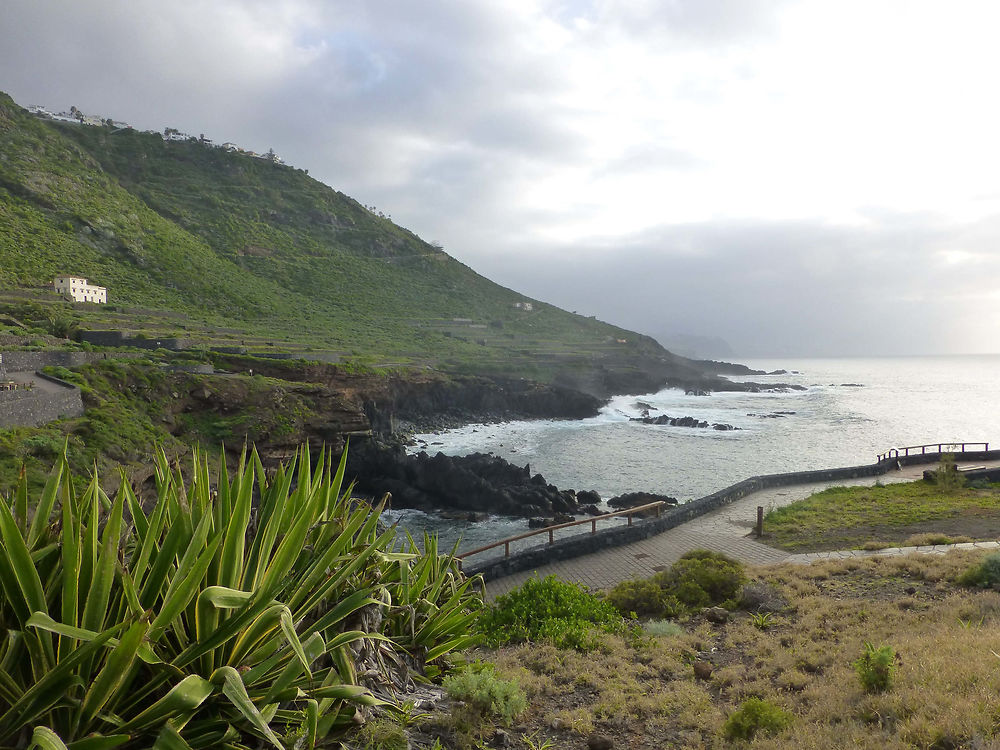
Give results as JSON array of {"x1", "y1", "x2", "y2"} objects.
[{"x1": 387, "y1": 355, "x2": 1000, "y2": 556}]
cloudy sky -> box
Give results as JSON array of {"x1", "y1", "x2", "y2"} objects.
[{"x1": 4, "y1": 0, "x2": 1000, "y2": 357}]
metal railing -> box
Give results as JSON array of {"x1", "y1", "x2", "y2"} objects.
[
  {"x1": 458, "y1": 501, "x2": 667, "y2": 564},
  {"x1": 877, "y1": 442, "x2": 989, "y2": 463}
]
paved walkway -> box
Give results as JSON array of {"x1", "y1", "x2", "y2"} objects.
[{"x1": 484, "y1": 459, "x2": 1000, "y2": 599}]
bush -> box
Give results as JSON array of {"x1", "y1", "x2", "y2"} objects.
[
  {"x1": 608, "y1": 550, "x2": 748, "y2": 620},
  {"x1": 443, "y1": 664, "x2": 527, "y2": 727},
  {"x1": 643, "y1": 619, "x2": 684, "y2": 637},
  {"x1": 854, "y1": 642, "x2": 897, "y2": 692},
  {"x1": 477, "y1": 575, "x2": 627, "y2": 650},
  {"x1": 655, "y1": 549, "x2": 747, "y2": 609},
  {"x1": 357, "y1": 718, "x2": 410, "y2": 750},
  {"x1": 933, "y1": 453, "x2": 965, "y2": 493},
  {"x1": 723, "y1": 697, "x2": 793, "y2": 741},
  {"x1": 606, "y1": 578, "x2": 672, "y2": 618},
  {"x1": 957, "y1": 552, "x2": 1000, "y2": 588}
]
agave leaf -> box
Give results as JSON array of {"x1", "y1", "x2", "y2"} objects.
[
  {"x1": 424, "y1": 634, "x2": 481, "y2": 662},
  {"x1": 302, "y1": 590, "x2": 381, "y2": 641},
  {"x1": 26, "y1": 456, "x2": 64, "y2": 548},
  {"x1": 151, "y1": 720, "x2": 194, "y2": 750},
  {"x1": 27, "y1": 726, "x2": 69, "y2": 750},
  {"x1": 243, "y1": 460, "x2": 294, "y2": 592},
  {"x1": 0, "y1": 625, "x2": 122, "y2": 738},
  {"x1": 13, "y1": 464, "x2": 29, "y2": 536},
  {"x1": 128, "y1": 477, "x2": 170, "y2": 593},
  {"x1": 0, "y1": 663, "x2": 22, "y2": 706},
  {"x1": 218, "y1": 463, "x2": 254, "y2": 591},
  {"x1": 195, "y1": 586, "x2": 253, "y2": 673},
  {"x1": 76, "y1": 619, "x2": 150, "y2": 731},
  {"x1": 302, "y1": 699, "x2": 319, "y2": 750},
  {"x1": 278, "y1": 607, "x2": 311, "y2": 679},
  {"x1": 0, "y1": 497, "x2": 49, "y2": 619},
  {"x1": 59, "y1": 477, "x2": 81, "y2": 659},
  {"x1": 250, "y1": 632, "x2": 324, "y2": 698},
  {"x1": 117, "y1": 675, "x2": 215, "y2": 734},
  {"x1": 81, "y1": 482, "x2": 127, "y2": 634},
  {"x1": 65, "y1": 734, "x2": 130, "y2": 750},
  {"x1": 210, "y1": 666, "x2": 283, "y2": 750},
  {"x1": 149, "y1": 531, "x2": 224, "y2": 640},
  {"x1": 225, "y1": 604, "x2": 286, "y2": 668},
  {"x1": 309, "y1": 683, "x2": 383, "y2": 706}
]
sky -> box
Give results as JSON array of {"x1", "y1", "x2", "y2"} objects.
[{"x1": 3, "y1": 0, "x2": 1000, "y2": 357}]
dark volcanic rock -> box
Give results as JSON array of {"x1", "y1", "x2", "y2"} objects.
[
  {"x1": 345, "y1": 440, "x2": 590, "y2": 517},
  {"x1": 631, "y1": 414, "x2": 740, "y2": 431},
  {"x1": 607, "y1": 492, "x2": 678, "y2": 513},
  {"x1": 528, "y1": 514, "x2": 576, "y2": 528}
]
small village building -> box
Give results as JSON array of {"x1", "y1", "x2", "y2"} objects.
[{"x1": 53, "y1": 276, "x2": 107, "y2": 304}]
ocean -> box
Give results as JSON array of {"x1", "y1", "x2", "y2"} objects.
[{"x1": 387, "y1": 355, "x2": 1000, "y2": 556}]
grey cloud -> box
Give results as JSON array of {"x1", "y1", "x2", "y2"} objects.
[{"x1": 472, "y1": 216, "x2": 997, "y2": 357}]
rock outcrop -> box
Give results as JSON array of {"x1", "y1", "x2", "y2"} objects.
[{"x1": 345, "y1": 441, "x2": 593, "y2": 517}]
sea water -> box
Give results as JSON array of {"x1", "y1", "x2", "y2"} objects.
[{"x1": 387, "y1": 355, "x2": 1000, "y2": 555}]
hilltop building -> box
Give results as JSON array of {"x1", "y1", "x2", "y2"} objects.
[{"x1": 53, "y1": 276, "x2": 107, "y2": 304}]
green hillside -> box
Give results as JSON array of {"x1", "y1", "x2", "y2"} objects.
[{"x1": 0, "y1": 91, "x2": 695, "y2": 385}]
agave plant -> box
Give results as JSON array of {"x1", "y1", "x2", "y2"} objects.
[{"x1": 0, "y1": 444, "x2": 482, "y2": 749}]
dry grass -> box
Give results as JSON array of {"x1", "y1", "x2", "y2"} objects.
[{"x1": 469, "y1": 549, "x2": 1000, "y2": 749}]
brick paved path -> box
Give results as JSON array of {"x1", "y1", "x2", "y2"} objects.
[{"x1": 484, "y1": 459, "x2": 1000, "y2": 599}]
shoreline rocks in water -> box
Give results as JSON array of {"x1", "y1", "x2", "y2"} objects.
[
  {"x1": 608, "y1": 491, "x2": 679, "y2": 517},
  {"x1": 346, "y1": 440, "x2": 601, "y2": 518},
  {"x1": 631, "y1": 414, "x2": 740, "y2": 431}
]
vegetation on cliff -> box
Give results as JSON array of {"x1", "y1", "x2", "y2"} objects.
[{"x1": 0, "y1": 90, "x2": 707, "y2": 388}]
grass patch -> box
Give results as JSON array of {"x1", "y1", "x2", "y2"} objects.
[{"x1": 763, "y1": 479, "x2": 1000, "y2": 552}]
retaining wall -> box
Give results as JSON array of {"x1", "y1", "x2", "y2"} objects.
[
  {"x1": 77, "y1": 330, "x2": 188, "y2": 350},
  {"x1": 465, "y1": 449, "x2": 1000, "y2": 581},
  {"x1": 0, "y1": 372, "x2": 84, "y2": 428},
  {"x1": 0, "y1": 350, "x2": 145, "y2": 371}
]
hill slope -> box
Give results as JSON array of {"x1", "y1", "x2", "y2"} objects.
[{"x1": 0, "y1": 91, "x2": 719, "y2": 392}]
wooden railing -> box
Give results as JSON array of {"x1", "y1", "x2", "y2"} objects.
[
  {"x1": 458, "y1": 501, "x2": 667, "y2": 564},
  {"x1": 877, "y1": 442, "x2": 989, "y2": 462}
]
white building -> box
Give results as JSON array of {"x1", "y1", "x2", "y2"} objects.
[{"x1": 53, "y1": 276, "x2": 107, "y2": 304}]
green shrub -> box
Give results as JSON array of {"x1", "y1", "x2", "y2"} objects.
[
  {"x1": 357, "y1": 718, "x2": 410, "y2": 750},
  {"x1": 854, "y1": 642, "x2": 897, "y2": 692},
  {"x1": 643, "y1": 619, "x2": 684, "y2": 637},
  {"x1": 932, "y1": 453, "x2": 965, "y2": 492},
  {"x1": 609, "y1": 550, "x2": 747, "y2": 620},
  {"x1": 654, "y1": 549, "x2": 747, "y2": 609},
  {"x1": 957, "y1": 552, "x2": 1000, "y2": 588},
  {"x1": 477, "y1": 575, "x2": 627, "y2": 650},
  {"x1": 606, "y1": 578, "x2": 671, "y2": 618},
  {"x1": 443, "y1": 663, "x2": 527, "y2": 727},
  {"x1": 723, "y1": 697, "x2": 793, "y2": 741}
]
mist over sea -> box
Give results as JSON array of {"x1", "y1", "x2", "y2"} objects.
[{"x1": 388, "y1": 355, "x2": 1000, "y2": 555}]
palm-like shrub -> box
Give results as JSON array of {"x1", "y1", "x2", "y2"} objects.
[{"x1": 0, "y1": 445, "x2": 481, "y2": 749}]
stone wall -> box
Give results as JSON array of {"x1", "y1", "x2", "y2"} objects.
[
  {"x1": 0, "y1": 350, "x2": 144, "y2": 371},
  {"x1": 465, "y1": 449, "x2": 1000, "y2": 581},
  {"x1": 0, "y1": 373, "x2": 84, "y2": 428},
  {"x1": 77, "y1": 330, "x2": 188, "y2": 350}
]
